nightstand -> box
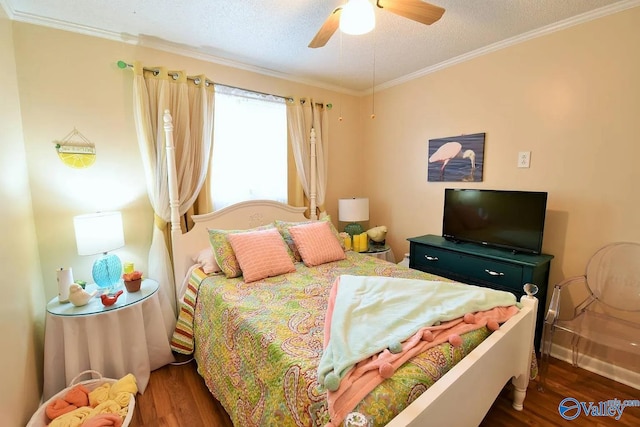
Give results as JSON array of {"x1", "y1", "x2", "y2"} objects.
[
  {"x1": 42, "y1": 279, "x2": 175, "y2": 400},
  {"x1": 361, "y1": 245, "x2": 395, "y2": 262}
]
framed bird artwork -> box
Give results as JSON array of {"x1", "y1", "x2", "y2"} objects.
[{"x1": 427, "y1": 133, "x2": 485, "y2": 182}]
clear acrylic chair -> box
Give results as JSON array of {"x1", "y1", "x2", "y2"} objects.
[{"x1": 538, "y1": 242, "x2": 640, "y2": 390}]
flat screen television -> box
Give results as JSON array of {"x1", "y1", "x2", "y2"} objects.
[{"x1": 442, "y1": 188, "x2": 548, "y2": 254}]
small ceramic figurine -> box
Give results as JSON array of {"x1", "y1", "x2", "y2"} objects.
[
  {"x1": 100, "y1": 290, "x2": 123, "y2": 307},
  {"x1": 366, "y1": 225, "x2": 387, "y2": 244},
  {"x1": 68, "y1": 283, "x2": 97, "y2": 307}
]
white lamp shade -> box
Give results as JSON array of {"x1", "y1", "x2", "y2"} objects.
[
  {"x1": 339, "y1": 198, "x2": 370, "y2": 222},
  {"x1": 340, "y1": 0, "x2": 376, "y2": 35},
  {"x1": 73, "y1": 212, "x2": 125, "y2": 255}
]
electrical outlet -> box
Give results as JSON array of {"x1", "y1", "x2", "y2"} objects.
[{"x1": 518, "y1": 151, "x2": 531, "y2": 168}]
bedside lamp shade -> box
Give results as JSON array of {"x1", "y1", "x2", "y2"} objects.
[
  {"x1": 339, "y1": 198, "x2": 369, "y2": 236},
  {"x1": 74, "y1": 212, "x2": 125, "y2": 289}
]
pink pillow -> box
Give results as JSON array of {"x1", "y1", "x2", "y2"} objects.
[
  {"x1": 274, "y1": 215, "x2": 344, "y2": 262},
  {"x1": 226, "y1": 228, "x2": 296, "y2": 283},
  {"x1": 191, "y1": 247, "x2": 221, "y2": 274},
  {"x1": 208, "y1": 224, "x2": 274, "y2": 278},
  {"x1": 288, "y1": 221, "x2": 347, "y2": 267}
]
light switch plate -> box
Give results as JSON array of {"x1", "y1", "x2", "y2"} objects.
[{"x1": 518, "y1": 151, "x2": 531, "y2": 168}]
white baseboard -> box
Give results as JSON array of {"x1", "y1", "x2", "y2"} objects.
[{"x1": 550, "y1": 344, "x2": 640, "y2": 390}]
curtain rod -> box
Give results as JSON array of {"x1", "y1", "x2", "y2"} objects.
[
  {"x1": 214, "y1": 82, "x2": 293, "y2": 103},
  {"x1": 117, "y1": 60, "x2": 215, "y2": 87},
  {"x1": 117, "y1": 60, "x2": 331, "y2": 109}
]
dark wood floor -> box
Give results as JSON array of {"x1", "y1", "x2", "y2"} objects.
[{"x1": 130, "y1": 356, "x2": 639, "y2": 426}]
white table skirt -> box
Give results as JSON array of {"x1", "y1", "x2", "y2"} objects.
[{"x1": 43, "y1": 286, "x2": 175, "y2": 401}]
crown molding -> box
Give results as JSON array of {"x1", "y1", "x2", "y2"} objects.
[
  {"x1": 2, "y1": 1, "x2": 361, "y2": 97},
  {"x1": 370, "y1": 0, "x2": 640, "y2": 95},
  {"x1": 4, "y1": 0, "x2": 639, "y2": 98}
]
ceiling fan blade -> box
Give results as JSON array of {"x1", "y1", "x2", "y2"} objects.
[
  {"x1": 308, "y1": 7, "x2": 342, "y2": 48},
  {"x1": 376, "y1": 0, "x2": 445, "y2": 25}
]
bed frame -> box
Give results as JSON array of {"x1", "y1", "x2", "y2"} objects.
[{"x1": 162, "y1": 110, "x2": 538, "y2": 426}]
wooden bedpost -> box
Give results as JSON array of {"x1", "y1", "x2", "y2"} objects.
[
  {"x1": 309, "y1": 127, "x2": 317, "y2": 220},
  {"x1": 163, "y1": 110, "x2": 181, "y2": 287}
]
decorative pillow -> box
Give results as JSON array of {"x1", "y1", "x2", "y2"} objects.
[
  {"x1": 275, "y1": 215, "x2": 344, "y2": 262},
  {"x1": 191, "y1": 247, "x2": 221, "y2": 274},
  {"x1": 208, "y1": 224, "x2": 274, "y2": 278},
  {"x1": 226, "y1": 228, "x2": 296, "y2": 283},
  {"x1": 288, "y1": 221, "x2": 347, "y2": 267}
]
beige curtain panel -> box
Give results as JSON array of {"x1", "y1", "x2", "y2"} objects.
[{"x1": 131, "y1": 62, "x2": 215, "y2": 335}]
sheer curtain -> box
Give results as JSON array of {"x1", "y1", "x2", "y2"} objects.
[
  {"x1": 131, "y1": 62, "x2": 214, "y2": 336},
  {"x1": 287, "y1": 99, "x2": 329, "y2": 219}
]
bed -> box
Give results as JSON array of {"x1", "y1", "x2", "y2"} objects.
[{"x1": 162, "y1": 111, "x2": 539, "y2": 426}]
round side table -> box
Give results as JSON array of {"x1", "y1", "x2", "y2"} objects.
[
  {"x1": 47, "y1": 280, "x2": 158, "y2": 316},
  {"x1": 360, "y1": 245, "x2": 395, "y2": 262},
  {"x1": 43, "y1": 279, "x2": 175, "y2": 400}
]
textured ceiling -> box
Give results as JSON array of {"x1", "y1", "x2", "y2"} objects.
[{"x1": 2, "y1": 0, "x2": 636, "y2": 94}]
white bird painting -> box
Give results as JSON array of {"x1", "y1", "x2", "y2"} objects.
[{"x1": 427, "y1": 133, "x2": 485, "y2": 182}]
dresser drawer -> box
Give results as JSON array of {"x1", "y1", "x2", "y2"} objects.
[
  {"x1": 410, "y1": 243, "x2": 524, "y2": 294},
  {"x1": 460, "y1": 256, "x2": 524, "y2": 293},
  {"x1": 411, "y1": 244, "x2": 461, "y2": 273}
]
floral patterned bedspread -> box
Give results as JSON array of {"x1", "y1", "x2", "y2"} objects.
[{"x1": 192, "y1": 252, "x2": 495, "y2": 427}]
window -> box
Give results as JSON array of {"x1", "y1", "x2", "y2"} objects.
[{"x1": 210, "y1": 85, "x2": 287, "y2": 210}]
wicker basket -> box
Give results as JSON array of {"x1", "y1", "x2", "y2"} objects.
[{"x1": 27, "y1": 370, "x2": 135, "y2": 427}]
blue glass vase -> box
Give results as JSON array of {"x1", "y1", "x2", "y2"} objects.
[{"x1": 92, "y1": 253, "x2": 122, "y2": 289}]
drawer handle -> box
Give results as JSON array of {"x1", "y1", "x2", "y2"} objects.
[
  {"x1": 484, "y1": 269, "x2": 505, "y2": 276},
  {"x1": 424, "y1": 255, "x2": 439, "y2": 261}
]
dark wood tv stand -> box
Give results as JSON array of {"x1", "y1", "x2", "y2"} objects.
[{"x1": 407, "y1": 234, "x2": 553, "y2": 351}]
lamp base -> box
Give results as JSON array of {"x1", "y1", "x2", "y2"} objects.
[
  {"x1": 344, "y1": 222, "x2": 364, "y2": 237},
  {"x1": 92, "y1": 253, "x2": 122, "y2": 290}
]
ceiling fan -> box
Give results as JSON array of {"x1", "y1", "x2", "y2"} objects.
[{"x1": 308, "y1": 0, "x2": 445, "y2": 48}]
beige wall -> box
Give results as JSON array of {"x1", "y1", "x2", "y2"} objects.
[
  {"x1": 11, "y1": 23, "x2": 362, "y2": 303},
  {"x1": 361, "y1": 7, "x2": 640, "y2": 370},
  {"x1": 0, "y1": 7, "x2": 47, "y2": 426}
]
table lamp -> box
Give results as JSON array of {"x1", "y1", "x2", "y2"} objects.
[
  {"x1": 339, "y1": 197, "x2": 369, "y2": 237},
  {"x1": 73, "y1": 211, "x2": 125, "y2": 290}
]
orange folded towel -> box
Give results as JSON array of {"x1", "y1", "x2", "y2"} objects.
[
  {"x1": 45, "y1": 399, "x2": 77, "y2": 420},
  {"x1": 64, "y1": 384, "x2": 90, "y2": 407},
  {"x1": 82, "y1": 414, "x2": 123, "y2": 427}
]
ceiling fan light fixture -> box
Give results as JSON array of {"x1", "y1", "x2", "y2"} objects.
[{"x1": 339, "y1": 0, "x2": 375, "y2": 35}]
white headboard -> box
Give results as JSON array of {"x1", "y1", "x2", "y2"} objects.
[{"x1": 170, "y1": 200, "x2": 308, "y2": 285}]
